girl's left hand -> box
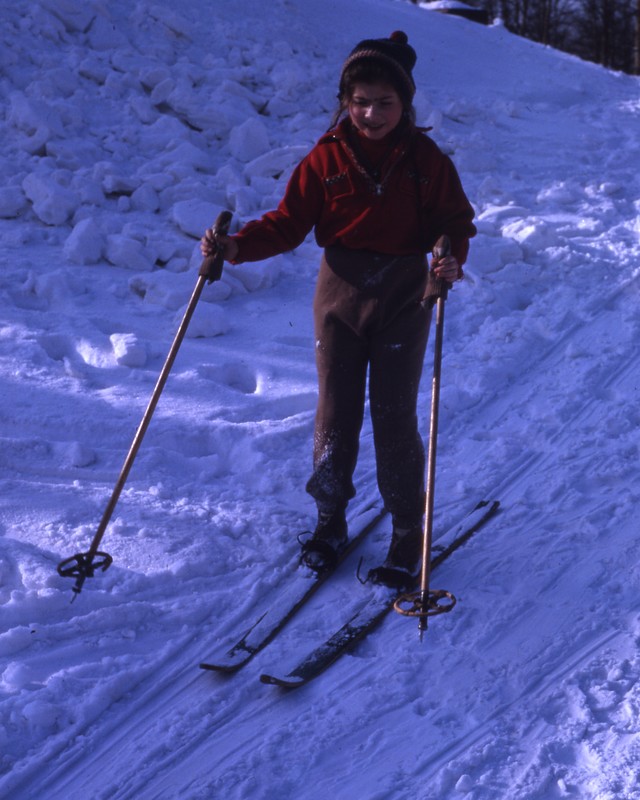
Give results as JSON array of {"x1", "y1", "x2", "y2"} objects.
[{"x1": 432, "y1": 255, "x2": 460, "y2": 283}]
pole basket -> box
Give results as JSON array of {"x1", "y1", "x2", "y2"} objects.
[
  {"x1": 394, "y1": 588, "x2": 457, "y2": 619},
  {"x1": 57, "y1": 551, "x2": 113, "y2": 598}
]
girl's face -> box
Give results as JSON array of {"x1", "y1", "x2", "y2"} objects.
[{"x1": 348, "y1": 82, "x2": 404, "y2": 140}]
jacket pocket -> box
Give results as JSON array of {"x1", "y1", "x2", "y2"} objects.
[
  {"x1": 400, "y1": 168, "x2": 430, "y2": 202},
  {"x1": 323, "y1": 171, "x2": 353, "y2": 200}
]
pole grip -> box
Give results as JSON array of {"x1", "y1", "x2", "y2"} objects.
[
  {"x1": 431, "y1": 234, "x2": 452, "y2": 300},
  {"x1": 432, "y1": 234, "x2": 451, "y2": 261},
  {"x1": 199, "y1": 210, "x2": 233, "y2": 283}
]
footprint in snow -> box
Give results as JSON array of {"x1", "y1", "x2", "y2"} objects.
[
  {"x1": 197, "y1": 362, "x2": 259, "y2": 394},
  {"x1": 38, "y1": 332, "x2": 146, "y2": 369}
]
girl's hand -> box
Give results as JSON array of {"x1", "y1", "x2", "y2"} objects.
[
  {"x1": 200, "y1": 228, "x2": 239, "y2": 262},
  {"x1": 432, "y1": 255, "x2": 460, "y2": 283}
]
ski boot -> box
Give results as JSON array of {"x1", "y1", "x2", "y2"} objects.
[
  {"x1": 299, "y1": 508, "x2": 348, "y2": 574},
  {"x1": 367, "y1": 519, "x2": 422, "y2": 590}
]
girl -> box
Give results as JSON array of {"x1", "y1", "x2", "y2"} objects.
[{"x1": 201, "y1": 31, "x2": 476, "y2": 588}]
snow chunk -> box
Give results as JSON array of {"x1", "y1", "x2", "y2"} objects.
[
  {"x1": 110, "y1": 333, "x2": 147, "y2": 367},
  {"x1": 102, "y1": 172, "x2": 139, "y2": 196},
  {"x1": 8, "y1": 92, "x2": 64, "y2": 155},
  {"x1": 161, "y1": 142, "x2": 213, "y2": 174},
  {"x1": 130, "y1": 183, "x2": 160, "y2": 213},
  {"x1": 64, "y1": 218, "x2": 105, "y2": 264},
  {"x1": 150, "y1": 77, "x2": 175, "y2": 105},
  {"x1": 224, "y1": 259, "x2": 281, "y2": 293},
  {"x1": 2, "y1": 661, "x2": 36, "y2": 691},
  {"x1": 129, "y1": 270, "x2": 196, "y2": 310},
  {"x1": 87, "y1": 13, "x2": 129, "y2": 50},
  {"x1": 208, "y1": 81, "x2": 261, "y2": 132},
  {"x1": 244, "y1": 146, "x2": 308, "y2": 179},
  {"x1": 40, "y1": 0, "x2": 97, "y2": 33},
  {"x1": 22, "y1": 173, "x2": 80, "y2": 225},
  {"x1": 477, "y1": 204, "x2": 531, "y2": 225},
  {"x1": 0, "y1": 187, "x2": 28, "y2": 218},
  {"x1": 22, "y1": 700, "x2": 62, "y2": 732},
  {"x1": 146, "y1": 4, "x2": 194, "y2": 39},
  {"x1": 502, "y1": 217, "x2": 559, "y2": 253},
  {"x1": 229, "y1": 185, "x2": 262, "y2": 217},
  {"x1": 78, "y1": 55, "x2": 110, "y2": 85},
  {"x1": 63, "y1": 442, "x2": 96, "y2": 468},
  {"x1": 465, "y1": 233, "x2": 523, "y2": 275},
  {"x1": 229, "y1": 118, "x2": 271, "y2": 163},
  {"x1": 129, "y1": 95, "x2": 158, "y2": 125},
  {"x1": 455, "y1": 774, "x2": 474, "y2": 793},
  {"x1": 171, "y1": 200, "x2": 224, "y2": 238},
  {"x1": 536, "y1": 181, "x2": 581, "y2": 206},
  {"x1": 105, "y1": 235, "x2": 154, "y2": 271},
  {"x1": 45, "y1": 138, "x2": 103, "y2": 171},
  {"x1": 139, "y1": 65, "x2": 171, "y2": 91},
  {"x1": 180, "y1": 303, "x2": 229, "y2": 338}
]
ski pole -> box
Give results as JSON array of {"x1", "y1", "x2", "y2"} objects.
[
  {"x1": 394, "y1": 235, "x2": 457, "y2": 638},
  {"x1": 57, "y1": 210, "x2": 233, "y2": 599}
]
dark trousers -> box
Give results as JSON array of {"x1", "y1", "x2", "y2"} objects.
[{"x1": 306, "y1": 246, "x2": 432, "y2": 524}]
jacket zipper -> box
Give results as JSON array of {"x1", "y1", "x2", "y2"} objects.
[{"x1": 340, "y1": 137, "x2": 408, "y2": 198}]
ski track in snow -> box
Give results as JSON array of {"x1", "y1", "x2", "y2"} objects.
[{"x1": 1, "y1": 0, "x2": 640, "y2": 797}]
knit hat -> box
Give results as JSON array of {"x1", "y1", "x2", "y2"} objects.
[{"x1": 340, "y1": 31, "x2": 417, "y2": 100}]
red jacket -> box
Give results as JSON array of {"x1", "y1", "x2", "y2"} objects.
[{"x1": 232, "y1": 118, "x2": 476, "y2": 270}]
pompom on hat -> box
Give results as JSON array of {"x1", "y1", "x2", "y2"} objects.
[{"x1": 339, "y1": 31, "x2": 417, "y2": 100}]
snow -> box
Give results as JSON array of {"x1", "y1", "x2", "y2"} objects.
[{"x1": 1, "y1": 0, "x2": 639, "y2": 797}]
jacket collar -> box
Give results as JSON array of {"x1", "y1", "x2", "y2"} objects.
[{"x1": 322, "y1": 117, "x2": 416, "y2": 195}]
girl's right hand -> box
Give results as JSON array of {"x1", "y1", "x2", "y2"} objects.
[{"x1": 200, "y1": 228, "x2": 239, "y2": 262}]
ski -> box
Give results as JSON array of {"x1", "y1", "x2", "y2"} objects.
[
  {"x1": 259, "y1": 499, "x2": 500, "y2": 688},
  {"x1": 199, "y1": 501, "x2": 387, "y2": 672}
]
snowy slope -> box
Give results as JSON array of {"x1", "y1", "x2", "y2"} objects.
[{"x1": 1, "y1": 0, "x2": 640, "y2": 797}]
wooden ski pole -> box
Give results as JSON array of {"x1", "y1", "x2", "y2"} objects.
[
  {"x1": 394, "y1": 235, "x2": 457, "y2": 637},
  {"x1": 418, "y1": 235, "x2": 451, "y2": 635},
  {"x1": 57, "y1": 211, "x2": 232, "y2": 598}
]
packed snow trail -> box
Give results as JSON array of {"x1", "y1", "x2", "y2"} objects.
[
  {"x1": 1, "y1": 0, "x2": 640, "y2": 798},
  {"x1": 16, "y1": 277, "x2": 638, "y2": 800}
]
